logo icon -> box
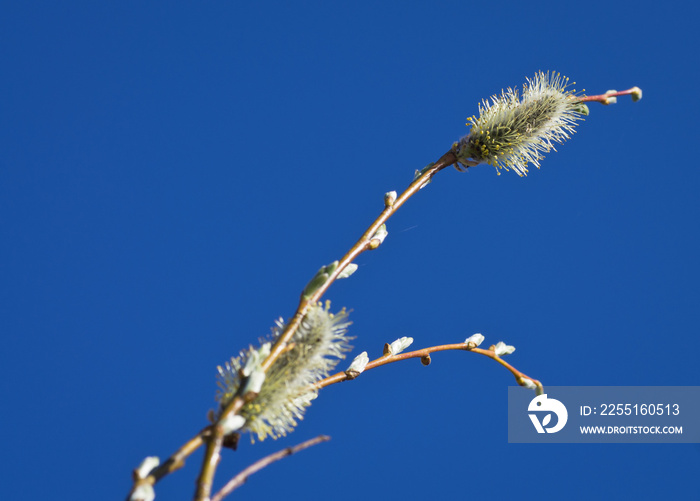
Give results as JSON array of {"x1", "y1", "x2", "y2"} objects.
[{"x1": 528, "y1": 394, "x2": 568, "y2": 433}]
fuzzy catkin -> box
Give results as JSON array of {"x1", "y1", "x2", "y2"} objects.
[
  {"x1": 454, "y1": 71, "x2": 585, "y2": 176},
  {"x1": 217, "y1": 302, "x2": 352, "y2": 441}
]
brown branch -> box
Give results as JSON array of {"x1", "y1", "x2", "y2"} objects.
[
  {"x1": 211, "y1": 436, "x2": 331, "y2": 501},
  {"x1": 316, "y1": 341, "x2": 543, "y2": 393},
  {"x1": 128, "y1": 337, "x2": 539, "y2": 500},
  {"x1": 191, "y1": 81, "x2": 642, "y2": 497},
  {"x1": 262, "y1": 150, "x2": 459, "y2": 374},
  {"x1": 194, "y1": 149, "x2": 459, "y2": 500}
]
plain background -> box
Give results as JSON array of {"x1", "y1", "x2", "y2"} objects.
[{"x1": 2, "y1": 1, "x2": 699, "y2": 499}]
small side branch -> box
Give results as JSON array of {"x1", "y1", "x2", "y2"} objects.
[
  {"x1": 578, "y1": 87, "x2": 642, "y2": 105},
  {"x1": 316, "y1": 341, "x2": 543, "y2": 394},
  {"x1": 211, "y1": 435, "x2": 331, "y2": 501}
]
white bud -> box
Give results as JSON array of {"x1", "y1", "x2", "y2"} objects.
[
  {"x1": 604, "y1": 90, "x2": 618, "y2": 104},
  {"x1": 220, "y1": 414, "x2": 246, "y2": 435},
  {"x1": 464, "y1": 333, "x2": 485, "y2": 347},
  {"x1": 242, "y1": 343, "x2": 270, "y2": 377},
  {"x1": 135, "y1": 456, "x2": 160, "y2": 480},
  {"x1": 493, "y1": 341, "x2": 516, "y2": 357},
  {"x1": 337, "y1": 263, "x2": 358, "y2": 279},
  {"x1": 242, "y1": 368, "x2": 266, "y2": 393},
  {"x1": 346, "y1": 351, "x2": 369, "y2": 374},
  {"x1": 370, "y1": 224, "x2": 388, "y2": 245},
  {"x1": 384, "y1": 191, "x2": 397, "y2": 207},
  {"x1": 130, "y1": 484, "x2": 155, "y2": 501},
  {"x1": 520, "y1": 378, "x2": 537, "y2": 390},
  {"x1": 388, "y1": 336, "x2": 413, "y2": 355}
]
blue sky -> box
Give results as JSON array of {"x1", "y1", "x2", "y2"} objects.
[{"x1": 2, "y1": 1, "x2": 699, "y2": 500}]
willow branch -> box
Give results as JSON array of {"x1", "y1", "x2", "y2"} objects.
[
  {"x1": 129, "y1": 77, "x2": 641, "y2": 501},
  {"x1": 316, "y1": 341, "x2": 543, "y2": 393},
  {"x1": 211, "y1": 435, "x2": 331, "y2": 501},
  {"x1": 262, "y1": 149, "x2": 458, "y2": 374},
  {"x1": 194, "y1": 149, "x2": 459, "y2": 500},
  {"x1": 195, "y1": 79, "x2": 643, "y2": 496}
]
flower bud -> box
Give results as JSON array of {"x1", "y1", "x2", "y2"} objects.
[
  {"x1": 464, "y1": 333, "x2": 485, "y2": 347},
  {"x1": 493, "y1": 341, "x2": 516, "y2": 357}
]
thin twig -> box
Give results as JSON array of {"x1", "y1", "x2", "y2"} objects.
[
  {"x1": 315, "y1": 341, "x2": 542, "y2": 392},
  {"x1": 211, "y1": 436, "x2": 331, "y2": 501},
  {"x1": 578, "y1": 87, "x2": 642, "y2": 105}
]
